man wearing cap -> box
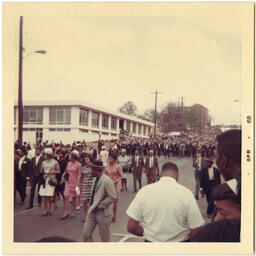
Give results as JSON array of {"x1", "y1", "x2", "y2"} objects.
[
  {"x1": 200, "y1": 157, "x2": 220, "y2": 218},
  {"x1": 145, "y1": 149, "x2": 160, "y2": 184},
  {"x1": 82, "y1": 160, "x2": 116, "y2": 242},
  {"x1": 192, "y1": 151, "x2": 206, "y2": 200}
]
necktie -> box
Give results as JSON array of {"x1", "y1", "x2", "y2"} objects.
[{"x1": 91, "y1": 178, "x2": 99, "y2": 205}]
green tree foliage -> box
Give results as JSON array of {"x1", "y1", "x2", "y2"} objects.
[{"x1": 118, "y1": 101, "x2": 138, "y2": 116}]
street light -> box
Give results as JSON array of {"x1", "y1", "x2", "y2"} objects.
[{"x1": 18, "y1": 16, "x2": 46, "y2": 148}]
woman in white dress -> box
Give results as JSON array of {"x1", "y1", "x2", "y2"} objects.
[{"x1": 39, "y1": 148, "x2": 60, "y2": 216}]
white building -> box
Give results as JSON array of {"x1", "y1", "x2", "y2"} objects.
[{"x1": 14, "y1": 100, "x2": 154, "y2": 145}]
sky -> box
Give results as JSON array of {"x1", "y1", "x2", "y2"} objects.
[{"x1": 13, "y1": 15, "x2": 241, "y2": 125}]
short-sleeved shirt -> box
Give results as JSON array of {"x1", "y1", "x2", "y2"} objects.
[{"x1": 126, "y1": 176, "x2": 205, "y2": 242}]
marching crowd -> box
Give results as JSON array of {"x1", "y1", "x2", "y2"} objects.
[{"x1": 14, "y1": 129, "x2": 241, "y2": 242}]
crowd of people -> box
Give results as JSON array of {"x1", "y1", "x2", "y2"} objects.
[{"x1": 14, "y1": 128, "x2": 241, "y2": 242}]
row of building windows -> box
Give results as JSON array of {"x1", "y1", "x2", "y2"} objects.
[{"x1": 14, "y1": 107, "x2": 151, "y2": 134}]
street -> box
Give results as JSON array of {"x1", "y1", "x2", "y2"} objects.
[{"x1": 14, "y1": 156, "x2": 209, "y2": 242}]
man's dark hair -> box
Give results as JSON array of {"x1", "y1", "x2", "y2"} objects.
[
  {"x1": 161, "y1": 162, "x2": 178, "y2": 173},
  {"x1": 216, "y1": 129, "x2": 241, "y2": 166},
  {"x1": 211, "y1": 176, "x2": 241, "y2": 206},
  {"x1": 36, "y1": 236, "x2": 75, "y2": 242},
  {"x1": 109, "y1": 153, "x2": 118, "y2": 161},
  {"x1": 190, "y1": 219, "x2": 240, "y2": 242}
]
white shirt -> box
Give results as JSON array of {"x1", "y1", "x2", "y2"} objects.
[
  {"x1": 198, "y1": 157, "x2": 202, "y2": 170},
  {"x1": 35, "y1": 155, "x2": 41, "y2": 166},
  {"x1": 126, "y1": 177, "x2": 205, "y2": 242},
  {"x1": 135, "y1": 156, "x2": 139, "y2": 167},
  {"x1": 208, "y1": 166, "x2": 214, "y2": 181},
  {"x1": 18, "y1": 156, "x2": 25, "y2": 171},
  {"x1": 100, "y1": 150, "x2": 109, "y2": 167},
  {"x1": 149, "y1": 156, "x2": 153, "y2": 168}
]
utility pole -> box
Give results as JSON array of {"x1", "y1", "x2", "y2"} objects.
[
  {"x1": 18, "y1": 16, "x2": 23, "y2": 148},
  {"x1": 180, "y1": 96, "x2": 185, "y2": 131},
  {"x1": 151, "y1": 90, "x2": 163, "y2": 138}
]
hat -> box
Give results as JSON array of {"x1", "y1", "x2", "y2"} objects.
[
  {"x1": 71, "y1": 150, "x2": 79, "y2": 157},
  {"x1": 102, "y1": 146, "x2": 106, "y2": 150},
  {"x1": 44, "y1": 148, "x2": 53, "y2": 155},
  {"x1": 149, "y1": 149, "x2": 154, "y2": 153},
  {"x1": 121, "y1": 148, "x2": 126, "y2": 153},
  {"x1": 91, "y1": 160, "x2": 104, "y2": 172}
]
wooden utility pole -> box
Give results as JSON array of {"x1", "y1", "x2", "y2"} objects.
[
  {"x1": 151, "y1": 90, "x2": 163, "y2": 138},
  {"x1": 18, "y1": 16, "x2": 23, "y2": 148}
]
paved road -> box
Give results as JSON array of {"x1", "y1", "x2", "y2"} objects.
[{"x1": 14, "y1": 156, "x2": 210, "y2": 242}]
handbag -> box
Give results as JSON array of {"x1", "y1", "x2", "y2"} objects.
[
  {"x1": 122, "y1": 166, "x2": 129, "y2": 173},
  {"x1": 64, "y1": 172, "x2": 69, "y2": 181},
  {"x1": 48, "y1": 176, "x2": 58, "y2": 186}
]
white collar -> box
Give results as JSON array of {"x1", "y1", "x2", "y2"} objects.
[
  {"x1": 159, "y1": 176, "x2": 176, "y2": 183},
  {"x1": 226, "y1": 178, "x2": 238, "y2": 195}
]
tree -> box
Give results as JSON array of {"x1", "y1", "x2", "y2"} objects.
[
  {"x1": 136, "y1": 108, "x2": 159, "y2": 123},
  {"x1": 118, "y1": 101, "x2": 138, "y2": 116}
]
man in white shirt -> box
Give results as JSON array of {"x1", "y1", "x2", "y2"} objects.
[{"x1": 126, "y1": 162, "x2": 205, "y2": 242}]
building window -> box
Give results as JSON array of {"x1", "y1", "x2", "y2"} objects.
[
  {"x1": 79, "y1": 128, "x2": 89, "y2": 133},
  {"x1": 138, "y1": 124, "x2": 142, "y2": 135},
  {"x1": 148, "y1": 126, "x2": 152, "y2": 134},
  {"x1": 111, "y1": 133, "x2": 117, "y2": 137},
  {"x1": 102, "y1": 114, "x2": 109, "y2": 129},
  {"x1": 143, "y1": 125, "x2": 146, "y2": 135},
  {"x1": 127, "y1": 121, "x2": 131, "y2": 131},
  {"x1": 49, "y1": 128, "x2": 70, "y2": 132},
  {"x1": 92, "y1": 112, "x2": 99, "y2": 128},
  {"x1": 91, "y1": 130, "x2": 99, "y2": 134},
  {"x1": 102, "y1": 132, "x2": 109, "y2": 135},
  {"x1": 111, "y1": 117, "x2": 117, "y2": 130},
  {"x1": 80, "y1": 109, "x2": 89, "y2": 126},
  {"x1": 49, "y1": 107, "x2": 71, "y2": 124},
  {"x1": 23, "y1": 107, "x2": 43, "y2": 124},
  {"x1": 132, "y1": 122, "x2": 136, "y2": 133}
]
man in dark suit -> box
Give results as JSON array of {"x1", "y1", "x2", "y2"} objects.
[
  {"x1": 145, "y1": 149, "x2": 160, "y2": 184},
  {"x1": 16, "y1": 147, "x2": 30, "y2": 204},
  {"x1": 200, "y1": 157, "x2": 221, "y2": 217},
  {"x1": 26, "y1": 146, "x2": 44, "y2": 209},
  {"x1": 131, "y1": 149, "x2": 144, "y2": 192},
  {"x1": 192, "y1": 150, "x2": 206, "y2": 200}
]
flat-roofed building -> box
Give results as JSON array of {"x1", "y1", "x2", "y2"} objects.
[{"x1": 14, "y1": 100, "x2": 154, "y2": 145}]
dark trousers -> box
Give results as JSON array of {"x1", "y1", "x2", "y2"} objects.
[
  {"x1": 132, "y1": 169, "x2": 142, "y2": 192},
  {"x1": 29, "y1": 176, "x2": 42, "y2": 207},
  {"x1": 16, "y1": 178, "x2": 27, "y2": 202},
  {"x1": 205, "y1": 190, "x2": 215, "y2": 215}
]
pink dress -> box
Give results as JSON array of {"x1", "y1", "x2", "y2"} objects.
[
  {"x1": 104, "y1": 164, "x2": 122, "y2": 203},
  {"x1": 64, "y1": 161, "x2": 81, "y2": 197}
]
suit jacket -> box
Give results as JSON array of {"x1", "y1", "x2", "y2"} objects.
[
  {"x1": 131, "y1": 155, "x2": 144, "y2": 172},
  {"x1": 200, "y1": 167, "x2": 220, "y2": 193},
  {"x1": 17, "y1": 156, "x2": 30, "y2": 180},
  {"x1": 193, "y1": 157, "x2": 206, "y2": 171},
  {"x1": 30, "y1": 155, "x2": 44, "y2": 180},
  {"x1": 145, "y1": 156, "x2": 159, "y2": 174},
  {"x1": 88, "y1": 173, "x2": 116, "y2": 217}
]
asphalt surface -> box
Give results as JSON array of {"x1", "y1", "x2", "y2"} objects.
[{"x1": 14, "y1": 156, "x2": 210, "y2": 242}]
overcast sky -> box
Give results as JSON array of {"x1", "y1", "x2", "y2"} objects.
[{"x1": 14, "y1": 16, "x2": 241, "y2": 125}]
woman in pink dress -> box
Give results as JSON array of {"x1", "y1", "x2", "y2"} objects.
[
  {"x1": 60, "y1": 150, "x2": 81, "y2": 219},
  {"x1": 104, "y1": 153, "x2": 122, "y2": 223}
]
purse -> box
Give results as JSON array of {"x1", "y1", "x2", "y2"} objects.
[
  {"x1": 64, "y1": 172, "x2": 69, "y2": 181},
  {"x1": 48, "y1": 176, "x2": 58, "y2": 186}
]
